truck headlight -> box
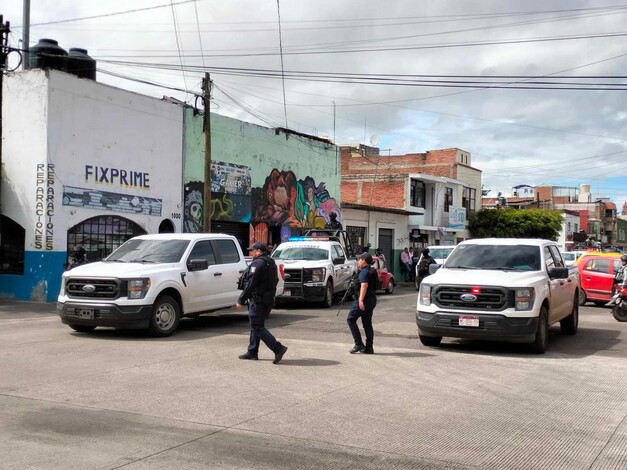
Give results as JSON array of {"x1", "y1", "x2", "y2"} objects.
[
  {"x1": 515, "y1": 288, "x2": 535, "y2": 310},
  {"x1": 310, "y1": 268, "x2": 326, "y2": 283},
  {"x1": 128, "y1": 278, "x2": 151, "y2": 299},
  {"x1": 419, "y1": 284, "x2": 432, "y2": 306},
  {"x1": 59, "y1": 277, "x2": 66, "y2": 296}
]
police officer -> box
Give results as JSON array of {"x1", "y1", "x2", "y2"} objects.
[
  {"x1": 347, "y1": 252, "x2": 377, "y2": 355},
  {"x1": 236, "y1": 242, "x2": 288, "y2": 364}
]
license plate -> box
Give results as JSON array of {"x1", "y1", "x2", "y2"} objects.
[
  {"x1": 77, "y1": 308, "x2": 94, "y2": 319},
  {"x1": 283, "y1": 290, "x2": 290, "y2": 297},
  {"x1": 459, "y1": 315, "x2": 479, "y2": 327}
]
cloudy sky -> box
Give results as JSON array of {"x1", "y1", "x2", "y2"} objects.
[{"x1": 5, "y1": 0, "x2": 627, "y2": 207}]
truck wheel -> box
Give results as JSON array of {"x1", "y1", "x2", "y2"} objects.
[
  {"x1": 419, "y1": 334, "x2": 442, "y2": 347},
  {"x1": 385, "y1": 280, "x2": 395, "y2": 294},
  {"x1": 528, "y1": 306, "x2": 548, "y2": 354},
  {"x1": 68, "y1": 324, "x2": 96, "y2": 333},
  {"x1": 560, "y1": 295, "x2": 579, "y2": 335},
  {"x1": 322, "y1": 281, "x2": 334, "y2": 309},
  {"x1": 578, "y1": 289, "x2": 587, "y2": 306},
  {"x1": 148, "y1": 295, "x2": 180, "y2": 337}
]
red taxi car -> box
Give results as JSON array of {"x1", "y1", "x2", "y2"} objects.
[
  {"x1": 372, "y1": 255, "x2": 395, "y2": 294},
  {"x1": 577, "y1": 252, "x2": 622, "y2": 306}
]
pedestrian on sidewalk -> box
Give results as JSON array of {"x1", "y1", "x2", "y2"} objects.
[
  {"x1": 236, "y1": 242, "x2": 288, "y2": 364},
  {"x1": 347, "y1": 252, "x2": 378, "y2": 355},
  {"x1": 400, "y1": 247, "x2": 414, "y2": 282}
]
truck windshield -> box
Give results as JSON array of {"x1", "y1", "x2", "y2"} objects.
[
  {"x1": 446, "y1": 245, "x2": 541, "y2": 271},
  {"x1": 106, "y1": 239, "x2": 190, "y2": 263},
  {"x1": 273, "y1": 247, "x2": 329, "y2": 261}
]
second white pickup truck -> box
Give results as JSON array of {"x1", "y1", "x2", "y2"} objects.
[{"x1": 416, "y1": 238, "x2": 580, "y2": 354}]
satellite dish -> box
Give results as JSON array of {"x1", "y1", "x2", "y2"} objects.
[{"x1": 369, "y1": 134, "x2": 380, "y2": 147}]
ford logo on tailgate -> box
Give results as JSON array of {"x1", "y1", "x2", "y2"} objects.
[
  {"x1": 460, "y1": 293, "x2": 477, "y2": 302},
  {"x1": 82, "y1": 284, "x2": 96, "y2": 293}
]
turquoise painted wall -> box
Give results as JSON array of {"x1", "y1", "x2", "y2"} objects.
[
  {"x1": 183, "y1": 110, "x2": 341, "y2": 235},
  {"x1": 0, "y1": 251, "x2": 66, "y2": 302}
]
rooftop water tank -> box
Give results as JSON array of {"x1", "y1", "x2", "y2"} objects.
[
  {"x1": 28, "y1": 38, "x2": 67, "y2": 71},
  {"x1": 66, "y1": 48, "x2": 97, "y2": 80}
]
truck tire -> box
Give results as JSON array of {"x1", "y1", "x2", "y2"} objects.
[
  {"x1": 578, "y1": 289, "x2": 587, "y2": 306},
  {"x1": 68, "y1": 324, "x2": 96, "y2": 333},
  {"x1": 148, "y1": 295, "x2": 181, "y2": 337},
  {"x1": 322, "y1": 281, "x2": 333, "y2": 309},
  {"x1": 419, "y1": 334, "x2": 442, "y2": 347},
  {"x1": 560, "y1": 295, "x2": 579, "y2": 335},
  {"x1": 528, "y1": 306, "x2": 548, "y2": 354}
]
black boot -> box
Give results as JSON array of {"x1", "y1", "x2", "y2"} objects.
[
  {"x1": 350, "y1": 344, "x2": 365, "y2": 354},
  {"x1": 239, "y1": 353, "x2": 258, "y2": 360}
]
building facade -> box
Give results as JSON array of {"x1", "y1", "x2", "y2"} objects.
[
  {"x1": 340, "y1": 145, "x2": 481, "y2": 273},
  {"x1": 1, "y1": 69, "x2": 184, "y2": 302}
]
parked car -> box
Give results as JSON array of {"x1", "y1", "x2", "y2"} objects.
[
  {"x1": 562, "y1": 250, "x2": 586, "y2": 267},
  {"x1": 372, "y1": 255, "x2": 395, "y2": 294},
  {"x1": 577, "y1": 252, "x2": 623, "y2": 306}
]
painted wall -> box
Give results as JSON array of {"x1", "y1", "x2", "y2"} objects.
[
  {"x1": 1, "y1": 69, "x2": 184, "y2": 301},
  {"x1": 183, "y1": 109, "x2": 340, "y2": 241}
]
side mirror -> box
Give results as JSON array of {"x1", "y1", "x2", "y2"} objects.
[
  {"x1": 187, "y1": 258, "x2": 209, "y2": 272},
  {"x1": 333, "y1": 256, "x2": 346, "y2": 265},
  {"x1": 548, "y1": 266, "x2": 569, "y2": 279},
  {"x1": 429, "y1": 264, "x2": 441, "y2": 275}
]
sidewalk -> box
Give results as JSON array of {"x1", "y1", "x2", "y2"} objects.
[{"x1": 0, "y1": 299, "x2": 57, "y2": 318}]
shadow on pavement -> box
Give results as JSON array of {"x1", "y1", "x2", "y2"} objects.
[{"x1": 272, "y1": 358, "x2": 341, "y2": 366}]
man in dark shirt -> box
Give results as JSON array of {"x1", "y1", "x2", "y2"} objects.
[
  {"x1": 346, "y1": 252, "x2": 377, "y2": 355},
  {"x1": 236, "y1": 242, "x2": 288, "y2": 364}
]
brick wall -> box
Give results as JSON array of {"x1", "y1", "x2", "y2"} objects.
[{"x1": 340, "y1": 147, "x2": 471, "y2": 210}]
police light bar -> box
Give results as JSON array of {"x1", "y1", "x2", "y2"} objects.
[{"x1": 288, "y1": 236, "x2": 331, "y2": 241}]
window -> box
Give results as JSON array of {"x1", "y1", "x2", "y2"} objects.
[
  {"x1": 188, "y1": 240, "x2": 216, "y2": 265},
  {"x1": 444, "y1": 187, "x2": 453, "y2": 212},
  {"x1": 410, "y1": 180, "x2": 426, "y2": 208},
  {"x1": 213, "y1": 239, "x2": 240, "y2": 264},
  {"x1": 462, "y1": 187, "x2": 476, "y2": 218},
  {"x1": 68, "y1": 216, "x2": 146, "y2": 262},
  {"x1": 548, "y1": 246, "x2": 565, "y2": 267},
  {"x1": 0, "y1": 216, "x2": 25, "y2": 274},
  {"x1": 544, "y1": 246, "x2": 556, "y2": 270},
  {"x1": 584, "y1": 258, "x2": 610, "y2": 273},
  {"x1": 333, "y1": 245, "x2": 346, "y2": 259}
]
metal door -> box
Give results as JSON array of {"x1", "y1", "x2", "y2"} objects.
[{"x1": 378, "y1": 228, "x2": 394, "y2": 273}]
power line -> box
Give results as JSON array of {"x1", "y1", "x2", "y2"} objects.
[
  {"x1": 169, "y1": 0, "x2": 189, "y2": 99},
  {"x1": 276, "y1": 0, "x2": 288, "y2": 128},
  {"x1": 28, "y1": 0, "x2": 202, "y2": 27}
]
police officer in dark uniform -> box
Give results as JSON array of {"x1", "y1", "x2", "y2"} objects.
[
  {"x1": 347, "y1": 252, "x2": 377, "y2": 355},
  {"x1": 236, "y1": 242, "x2": 288, "y2": 364}
]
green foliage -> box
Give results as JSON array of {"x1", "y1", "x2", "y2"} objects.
[{"x1": 468, "y1": 209, "x2": 563, "y2": 240}]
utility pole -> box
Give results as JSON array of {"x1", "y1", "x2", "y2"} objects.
[
  {"x1": 23, "y1": 0, "x2": 30, "y2": 69},
  {"x1": 202, "y1": 72, "x2": 212, "y2": 233},
  {"x1": 1, "y1": 16, "x2": 11, "y2": 223}
]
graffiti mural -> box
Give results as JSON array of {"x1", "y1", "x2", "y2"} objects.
[
  {"x1": 183, "y1": 181, "x2": 204, "y2": 233},
  {"x1": 185, "y1": 166, "x2": 340, "y2": 236},
  {"x1": 252, "y1": 169, "x2": 340, "y2": 229}
]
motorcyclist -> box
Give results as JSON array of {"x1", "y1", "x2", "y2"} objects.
[{"x1": 614, "y1": 255, "x2": 627, "y2": 288}]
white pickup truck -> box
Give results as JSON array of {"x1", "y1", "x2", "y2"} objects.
[
  {"x1": 416, "y1": 238, "x2": 580, "y2": 353},
  {"x1": 272, "y1": 230, "x2": 357, "y2": 308},
  {"x1": 57, "y1": 233, "x2": 271, "y2": 337}
]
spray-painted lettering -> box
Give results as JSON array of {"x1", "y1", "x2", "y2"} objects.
[{"x1": 85, "y1": 165, "x2": 150, "y2": 189}]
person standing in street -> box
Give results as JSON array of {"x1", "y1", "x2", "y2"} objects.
[
  {"x1": 236, "y1": 242, "x2": 288, "y2": 364},
  {"x1": 400, "y1": 247, "x2": 413, "y2": 282},
  {"x1": 347, "y1": 252, "x2": 378, "y2": 355}
]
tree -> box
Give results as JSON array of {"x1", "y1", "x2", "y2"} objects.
[{"x1": 469, "y1": 209, "x2": 563, "y2": 240}]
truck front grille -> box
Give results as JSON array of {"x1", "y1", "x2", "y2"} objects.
[
  {"x1": 66, "y1": 278, "x2": 122, "y2": 300},
  {"x1": 433, "y1": 285, "x2": 509, "y2": 311},
  {"x1": 284, "y1": 268, "x2": 303, "y2": 284}
]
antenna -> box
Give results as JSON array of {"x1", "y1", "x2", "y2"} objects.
[{"x1": 369, "y1": 134, "x2": 380, "y2": 147}]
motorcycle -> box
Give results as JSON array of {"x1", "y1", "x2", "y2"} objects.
[{"x1": 607, "y1": 284, "x2": 627, "y2": 322}]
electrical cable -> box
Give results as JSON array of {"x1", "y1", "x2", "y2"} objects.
[{"x1": 276, "y1": 0, "x2": 288, "y2": 128}]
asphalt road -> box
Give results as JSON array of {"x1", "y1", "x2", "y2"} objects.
[{"x1": 1, "y1": 287, "x2": 626, "y2": 470}]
